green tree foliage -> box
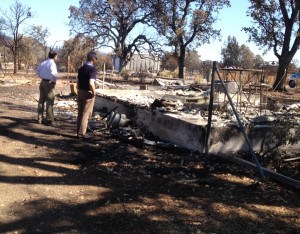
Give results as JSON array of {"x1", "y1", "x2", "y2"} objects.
[
  {"x1": 221, "y1": 36, "x2": 240, "y2": 67},
  {"x1": 151, "y1": 0, "x2": 230, "y2": 78},
  {"x1": 161, "y1": 52, "x2": 177, "y2": 71},
  {"x1": 18, "y1": 37, "x2": 42, "y2": 72},
  {"x1": 0, "y1": 0, "x2": 32, "y2": 74},
  {"x1": 69, "y1": 0, "x2": 161, "y2": 73},
  {"x1": 30, "y1": 25, "x2": 50, "y2": 60},
  {"x1": 239, "y1": 44, "x2": 255, "y2": 69},
  {"x1": 253, "y1": 54, "x2": 264, "y2": 69},
  {"x1": 97, "y1": 53, "x2": 114, "y2": 71},
  {"x1": 221, "y1": 36, "x2": 256, "y2": 69},
  {"x1": 243, "y1": 0, "x2": 300, "y2": 91},
  {"x1": 259, "y1": 117, "x2": 300, "y2": 157},
  {"x1": 185, "y1": 50, "x2": 201, "y2": 75},
  {"x1": 59, "y1": 34, "x2": 97, "y2": 72}
]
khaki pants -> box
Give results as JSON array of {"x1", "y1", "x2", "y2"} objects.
[
  {"x1": 38, "y1": 80, "x2": 55, "y2": 122},
  {"x1": 77, "y1": 89, "x2": 95, "y2": 136}
]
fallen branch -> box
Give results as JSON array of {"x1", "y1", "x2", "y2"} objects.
[
  {"x1": 95, "y1": 79, "x2": 118, "y2": 88},
  {"x1": 32, "y1": 96, "x2": 39, "y2": 103},
  {"x1": 283, "y1": 156, "x2": 300, "y2": 162}
]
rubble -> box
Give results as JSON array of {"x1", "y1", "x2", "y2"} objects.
[
  {"x1": 54, "y1": 78, "x2": 299, "y2": 181},
  {"x1": 153, "y1": 78, "x2": 185, "y2": 87},
  {"x1": 1, "y1": 74, "x2": 300, "y2": 233},
  {"x1": 92, "y1": 81, "x2": 300, "y2": 157}
]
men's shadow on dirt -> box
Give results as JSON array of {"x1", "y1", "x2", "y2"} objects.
[
  {"x1": 0, "y1": 108, "x2": 299, "y2": 233},
  {"x1": 1, "y1": 101, "x2": 36, "y2": 113},
  {"x1": 0, "y1": 144, "x2": 298, "y2": 233}
]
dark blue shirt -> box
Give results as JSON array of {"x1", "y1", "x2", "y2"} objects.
[{"x1": 77, "y1": 63, "x2": 96, "y2": 91}]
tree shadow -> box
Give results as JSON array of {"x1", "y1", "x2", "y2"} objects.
[{"x1": 0, "y1": 100, "x2": 299, "y2": 233}]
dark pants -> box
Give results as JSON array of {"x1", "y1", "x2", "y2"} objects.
[
  {"x1": 38, "y1": 80, "x2": 55, "y2": 122},
  {"x1": 77, "y1": 89, "x2": 95, "y2": 136}
]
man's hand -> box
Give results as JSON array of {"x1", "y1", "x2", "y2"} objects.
[{"x1": 89, "y1": 79, "x2": 96, "y2": 97}]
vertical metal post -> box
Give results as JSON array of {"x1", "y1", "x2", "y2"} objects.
[
  {"x1": 204, "y1": 61, "x2": 216, "y2": 154},
  {"x1": 4, "y1": 49, "x2": 6, "y2": 74},
  {"x1": 112, "y1": 63, "x2": 114, "y2": 83},
  {"x1": 103, "y1": 63, "x2": 106, "y2": 89},
  {"x1": 67, "y1": 55, "x2": 70, "y2": 84},
  {"x1": 260, "y1": 85, "x2": 262, "y2": 116},
  {"x1": 239, "y1": 71, "x2": 242, "y2": 113}
]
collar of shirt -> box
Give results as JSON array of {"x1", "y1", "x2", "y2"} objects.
[{"x1": 86, "y1": 62, "x2": 94, "y2": 67}]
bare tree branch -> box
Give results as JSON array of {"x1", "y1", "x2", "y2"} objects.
[
  {"x1": 69, "y1": 0, "x2": 161, "y2": 72},
  {"x1": 151, "y1": 0, "x2": 230, "y2": 78},
  {"x1": 0, "y1": 0, "x2": 32, "y2": 74}
]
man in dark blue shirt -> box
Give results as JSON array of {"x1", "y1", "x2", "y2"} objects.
[{"x1": 76, "y1": 51, "x2": 97, "y2": 139}]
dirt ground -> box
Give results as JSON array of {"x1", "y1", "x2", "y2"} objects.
[{"x1": 0, "y1": 73, "x2": 299, "y2": 233}]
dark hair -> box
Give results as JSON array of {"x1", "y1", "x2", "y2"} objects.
[
  {"x1": 87, "y1": 51, "x2": 97, "y2": 61},
  {"x1": 48, "y1": 50, "x2": 58, "y2": 59}
]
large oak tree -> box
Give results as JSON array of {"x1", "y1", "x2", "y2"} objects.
[
  {"x1": 243, "y1": 0, "x2": 300, "y2": 90},
  {"x1": 69, "y1": 0, "x2": 160, "y2": 72},
  {"x1": 151, "y1": 0, "x2": 230, "y2": 78}
]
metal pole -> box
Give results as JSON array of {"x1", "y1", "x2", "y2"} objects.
[
  {"x1": 4, "y1": 49, "x2": 6, "y2": 74},
  {"x1": 216, "y1": 68, "x2": 265, "y2": 178},
  {"x1": 67, "y1": 55, "x2": 70, "y2": 84},
  {"x1": 239, "y1": 71, "x2": 242, "y2": 113},
  {"x1": 204, "y1": 61, "x2": 216, "y2": 154},
  {"x1": 103, "y1": 63, "x2": 106, "y2": 89}
]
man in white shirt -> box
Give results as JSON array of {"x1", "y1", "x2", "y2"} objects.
[{"x1": 36, "y1": 50, "x2": 58, "y2": 126}]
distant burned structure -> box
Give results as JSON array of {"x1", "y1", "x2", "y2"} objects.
[
  {"x1": 220, "y1": 67, "x2": 278, "y2": 86},
  {"x1": 113, "y1": 54, "x2": 161, "y2": 73}
]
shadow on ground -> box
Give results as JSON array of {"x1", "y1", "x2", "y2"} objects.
[{"x1": 0, "y1": 100, "x2": 299, "y2": 233}]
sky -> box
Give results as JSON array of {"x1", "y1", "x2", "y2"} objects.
[
  {"x1": 0, "y1": 0, "x2": 299, "y2": 64},
  {"x1": 197, "y1": 0, "x2": 280, "y2": 62},
  {"x1": 0, "y1": 0, "x2": 79, "y2": 48}
]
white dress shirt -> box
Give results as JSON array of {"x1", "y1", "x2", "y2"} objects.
[{"x1": 36, "y1": 59, "x2": 58, "y2": 83}]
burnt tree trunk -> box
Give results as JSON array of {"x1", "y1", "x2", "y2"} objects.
[
  {"x1": 271, "y1": 2, "x2": 300, "y2": 90},
  {"x1": 13, "y1": 51, "x2": 17, "y2": 74},
  {"x1": 18, "y1": 50, "x2": 22, "y2": 71},
  {"x1": 178, "y1": 46, "x2": 186, "y2": 79},
  {"x1": 273, "y1": 57, "x2": 292, "y2": 91}
]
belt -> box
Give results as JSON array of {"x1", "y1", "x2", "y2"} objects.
[{"x1": 42, "y1": 79, "x2": 56, "y2": 84}]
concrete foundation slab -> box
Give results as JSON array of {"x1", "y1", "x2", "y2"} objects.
[{"x1": 94, "y1": 88, "x2": 300, "y2": 155}]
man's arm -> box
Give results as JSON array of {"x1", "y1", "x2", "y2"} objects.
[
  {"x1": 50, "y1": 61, "x2": 58, "y2": 83},
  {"x1": 89, "y1": 66, "x2": 97, "y2": 97},
  {"x1": 89, "y1": 79, "x2": 96, "y2": 97}
]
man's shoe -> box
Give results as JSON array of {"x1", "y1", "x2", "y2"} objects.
[
  {"x1": 83, "y1": 133, "x2": 93, "y2": 139},
  {"x1": 44, "y1": 120, "x2": 58, "y2": 127},
  {"x1": 49, "y1": 121, "x2": 59, "y2": 127},
  {"x1": 77, "y1": 133, "x2": 93, "y2": 139},
  {"x1": 41, "y1": 119, "x2": 48, "y2": 125}
]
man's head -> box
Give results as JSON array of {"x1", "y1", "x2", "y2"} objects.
[
  {"x1": 48, "y1": 50, "x2": 58, "y2": 60},
  {"x1": 87, "y1": 51, "x2": 98, "y2": 63}
]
